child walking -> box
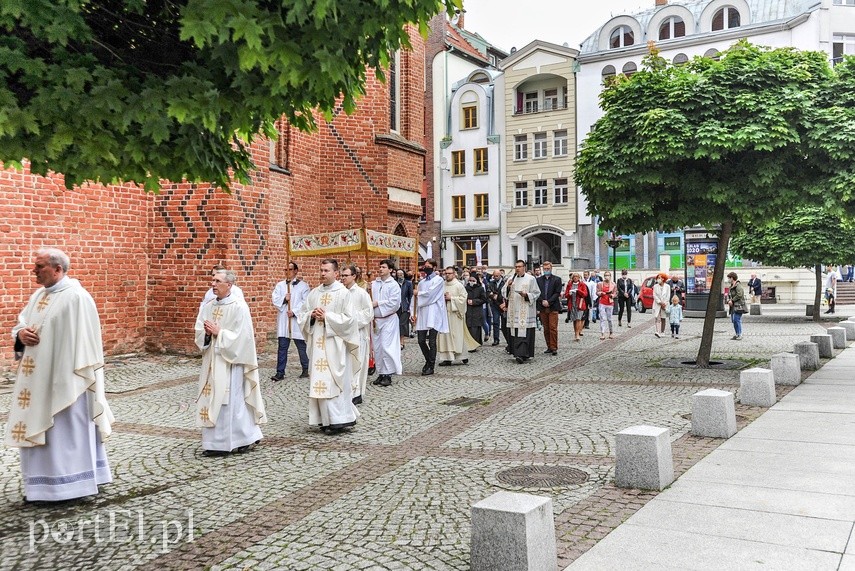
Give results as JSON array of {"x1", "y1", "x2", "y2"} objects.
[{"x1": 666, "y1": 295, "x2": 683, "y2": 339}]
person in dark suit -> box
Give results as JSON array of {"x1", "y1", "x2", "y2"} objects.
[
  {"x1": 536, "y1": 261, "x2": 563, "y2": 355},
  {"x1": 747, "y1": 273, "x2": 762, "y2": 304}
]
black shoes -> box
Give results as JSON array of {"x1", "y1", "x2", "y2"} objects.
[
  {"x1": 270, "y1": 373, "x2": 284, "y2": 382},
  {"x1": 543, "y1": 349, "x2": 552, "y2": 354},
  {"x1": 378, "y1": 375, "x2": 392, "y2": 387},
  {"x1": 462, "y1": 359, "x2": 468, "y2": 365},
  {"x1": 299, "y1": 369, "x2": 309, "y2": 378},
  {"x1": 202, "y1": 450, "x2": 229, "y2": 457},
  {"x1": 438, "y1": 360, "x2": 452, "y2": 366},
  {"x1": 352, "y1": 395, "x2": 363, "y2": 404},
  {"x1": 422, "y1": 367, "x2": 434, "y2": 376},
  {"x1": 491, "y1": 341, "x2": 500, "y2": 346},
  {"x1": 367, "y1": 366, "x2": 376, "y2": 376}
]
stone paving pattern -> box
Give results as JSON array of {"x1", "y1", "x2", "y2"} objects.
[{"x1": 0, "y1": 307, "x2": 845, "y2": 570}]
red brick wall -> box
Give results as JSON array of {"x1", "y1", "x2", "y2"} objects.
[{"x1": 1, "y1": 28, "x2": 427, "y2": 363}]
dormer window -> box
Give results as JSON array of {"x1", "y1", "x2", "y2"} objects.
[
  {"x1": 712, "y1": 6, "x2": 740, "y2": 31},
  {"x1": 659, "y1": 16, "x2": 686, "y2": 40},
  {"x1": 609, "y1": 25, "x2": 634, "y2": 49}
]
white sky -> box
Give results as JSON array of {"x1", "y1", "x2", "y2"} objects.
[{"x1": 460, "y1": 0, "x2": 652, "y2": 53}]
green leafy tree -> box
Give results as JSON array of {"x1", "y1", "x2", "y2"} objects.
[
  {"x1": 575, "y1": 41, "x2": 854, "y2": 367},
  {"x1": 0, "y1": 0, "x2": 458, "y2": 191},
  {"x1": 730, "y1": 207, "x2": 855, "y2": 321}
]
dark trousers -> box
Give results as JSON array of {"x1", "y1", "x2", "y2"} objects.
[
  {"x1": 490, "y1": 304, "x2": 505, "y2": 342},
  {"x1": 511, "y1": 327, "x2": 536, "y2": 360},
  {"x1": 617, "y1": 296, "x2": 633, "y2": 324},
  {"x1": 276, "y1": 337, "x2": 309, "y2": 375},
  {"x1": 418, "y1": 328, "x2": 438, "y2": 368},
  {"x1": 482, "y1": 305, "x2": 491, "y2": 336}
]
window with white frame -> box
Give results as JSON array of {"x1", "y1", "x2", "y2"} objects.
[
  {"x1": 554, "y1": 178, "x2": 569, "y2": 205},
  {"x1": 834, "y1": 0, "x2": 855, "y2": 4},
  {"x1": 534, "y1": 180, "x2": 549, "y2": 206},
  {"x1": 622, "y1": 62, "x2": 637, "y2": 76},
  {"x1": 659, "y1": 16, "x2": 686, "y2": 40},
  {"x1": 514, "y1": 135, "x2": 528, "y2": 160},
  {"x1": 515, "y1": 182, "x2": 528, "y2": 207},
  {"x1": 533, "y1": 133, "x2": 547, "y2": 159},
  {"x1": 553, "y1": 130, "x2": 568, "y2": 157},
  {"x1": 533, "y1": 180, "x2": 548, "y2": 206},
  {"x1": 609, "y1": 25, "x2": 634, "y2": 48},
  {"x1": 833, "y1": 34, "x2": 855, "y2": 65},
  {"x1": 543, "y1": 88, "x2": 559, "y2": 110},
  {"x1": 711, "y1": 6, "x2": 740, "y2": 31},
  {"x1": 524, "y1": 91, "x2": 538, "y2": 113}
]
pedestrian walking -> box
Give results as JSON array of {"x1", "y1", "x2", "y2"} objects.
[
  {"x1": 726, "y1": 271, "x2": 746, "y2": 340},
  {"x1": 596, "y1": 271, "x2": 617, "y2": 340}
]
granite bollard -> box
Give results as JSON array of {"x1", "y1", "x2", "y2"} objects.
[
  {"x1": 615, "y1": 425, "x2": 674, "y2": 491},
  {"x1": 471, "y1": 491, "x2": 556, "y2": 571},
  {"x1": 771, "y1": 352, "x2": 801, "y2": 385},
  {"x1": 827, "y1": 327, "x2": 847, "y2": 349},
  {"x1": 691, "y1": 389, "x2": 737, "y2": 438},
  {"x1": 810, "y1": 334, "x2": 833, "y2": 358},
  {"x1": 749, "y1": 304, "x2": 761, "y2": 315},
  {"x1": 739, "y1": 367, "x2": 776, "y2": 407},
  {"x1": 794, "y1": 342, "x2": 820, "y2": 370},
  {"x1": 841, "y1": 321, "x2": 855, "y2": 341}
]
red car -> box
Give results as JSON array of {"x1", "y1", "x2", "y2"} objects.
[{"x1": 637, "y1": 275, "x2": 685, "y2": 312}]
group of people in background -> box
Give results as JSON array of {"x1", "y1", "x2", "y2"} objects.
[{"x1": 14, "y1": 247, "x2": 823, "y2": 504}]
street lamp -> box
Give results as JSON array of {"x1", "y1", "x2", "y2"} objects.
[{"x1": 606, "y1": 233, "x2": 624, "y2": 275}]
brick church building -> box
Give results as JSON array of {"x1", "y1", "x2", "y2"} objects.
[{"x1": 0, "y1": 26, "x2": 426, "y2": 361}]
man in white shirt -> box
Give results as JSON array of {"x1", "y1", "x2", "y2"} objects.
[
  {"x1": 371, "y1": 260, "x2": 402, "y2": 387},
  {"x1": 271, "y1": 262, "x2": 310, "y2": 381},
  {"x1": 411, "y1": 259, "x2": 448, "y2": 376}
]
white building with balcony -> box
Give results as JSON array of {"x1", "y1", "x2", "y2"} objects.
[
  {"x1": 575, "y1": 0, "x2": 854, "y2": 272},
  {"x1": 438, "y1": 69, "x2": 505, "y2": 268}
]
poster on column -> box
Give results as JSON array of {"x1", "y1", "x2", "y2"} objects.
[{"x1": 685, "y1": 241, "x2": 718, "y2": 293}]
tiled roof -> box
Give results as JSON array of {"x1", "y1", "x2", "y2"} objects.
[{"x1": 446, "y1": 22, "x2": 490, "y2": 63}]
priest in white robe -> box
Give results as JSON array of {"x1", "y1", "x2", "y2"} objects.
[
  {"x1": 370, "y1": 260, "x2": 402, "y2": 387},
  {"x1": 504, "y1": 260, "x2": 541, "y2": 364},
  {"x1": 341, "y1": 265, "x2": 373, "y2": 405},
  {"x1": 199, "y1": 264, "x2": 244, "y2": 313},
  {"x1": 411, "y1": 259, "x2": 448, "y2": 375},
  {"x1": 6, "y1": 248, "x2": 114, "y2": 502},
  {"x1": 271, "y1": 262, "x2": 310, "y2": 381},
  {"x1": 297, "y1": 259, "x2": 361, "y2": 433},
  {"x1": 437, "y1": 269, "x2": 471, "y2": 365},
  {"x1": 195, "y1": 269, "x2": 267, "y2": 456}
]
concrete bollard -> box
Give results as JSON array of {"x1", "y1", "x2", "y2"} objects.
[
  {"x1": 810, "y1": 334, "x2": 833, "y2": 358},
  {"x1": 471, "y1": 491, "x2": 557, "y2": 571},
  {"x1": 841, "y1": 321, "x2": 855, "y2": 341},
  {"x1": 827, "y1": 327, "x2": 847, "y2": 349},
  {"x1": 794, "y1": 342, "x2": 820, "y2": 370},
  {"x1": 615, "y1": 425, "x2": 674, "y2": 491},
  {"x1": 771, "y1": 352, "x2": 801, "y2": 386},
  {"x1": 739, "y1": 367, "x2": 776, "y2": 407},
  {"x1": 691, "y1": 389, "x2": 737, "y2": 438},
  {"x1": 749, "y1": 304, "x2": 761, "y2": 316}
]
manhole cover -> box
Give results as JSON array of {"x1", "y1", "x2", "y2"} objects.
[
  {"x1": 497, "y1": 465, "x2": 589, "y2": 488},
  {"x1": 442, "y1": 397, "x2": 484, "y2": 406}
]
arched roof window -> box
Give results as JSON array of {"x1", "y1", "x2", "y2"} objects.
[
  {"x1": 609, "y1": 25, "x2": 634, "y2": 49},
  {"x1": 659, "y1": 16, "x2": 686, "y2": 40},
  {"x1": 712, "y1": 6, "x2": 740, "y2": 31}
]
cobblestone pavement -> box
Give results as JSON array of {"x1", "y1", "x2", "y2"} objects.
[{"x1": 0, "y1": 307, "x2": 849, "y2": 570}]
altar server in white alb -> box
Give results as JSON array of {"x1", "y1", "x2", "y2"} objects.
[
  {"x1": 298, "y1": 259, "x2": 361, "y2": 433},
  {"x1": 437, "y1": 267, "x2": 472, "y2": 366},
  {"x1": 341, "y1": 265, "x2": 373, "y2": 404},
  {"x1": 195, "y1": 269, "x2": 267, "y2": 456},
  {"x1": 5, "y1": 248, "x2": 114, "y2": 501},
  {"x1": 271, "y1": 261, "x2": 310, "y2": 381},
  {"x1": 370, "y1": 259, "x2": 402, "y2": 387},
  {"x1": 504, "y1": 259, "x2": 541, "y2": 364}
]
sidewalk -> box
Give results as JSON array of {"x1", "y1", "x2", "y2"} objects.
[{"x1": 568, "y1": 342, "x2": 855, "y2": 570}]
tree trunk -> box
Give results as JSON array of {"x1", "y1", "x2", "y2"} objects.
[
  {"x1": 813, "y1": 263, "x2": 822, "y2": 322},
  {"x1": 695, "y1": 221, "x2": 733, "y2": 368}
]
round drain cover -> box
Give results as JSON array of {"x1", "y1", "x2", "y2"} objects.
[{"x1": 496, "y1": 465, "x2": 589, "y2": 488}]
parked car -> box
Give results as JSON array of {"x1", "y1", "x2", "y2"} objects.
[{"x1": 637, "y1": 275, "x2": 685, "y2": 313}]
